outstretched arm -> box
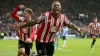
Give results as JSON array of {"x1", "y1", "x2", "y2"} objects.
[
  {"x1": 19, "y1": 12, "x2": 46, "y2": 28},
  {"x1": 66, "y1": 23, "x2": 80, "y2": 32},
  {"x1": 64, "y1": 16, "x2": 83, "y2": 33},
  {"x1": 19, "y1": 20, "x2": 38, "y2": 28}
]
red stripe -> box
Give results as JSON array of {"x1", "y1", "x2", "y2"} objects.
[
  {"x1": 48, "y1": 14, "x2": 62, "y2": 42},
  {"x1": 57, "y1": 14, "x2": 62, "y2": 31},
  {"x1": 43, "y1": 12, "x2": 51, "y2": 43},
  {"x1": 36, "y1": 13, "x2": 46, "y2": 42},
  {"x1": 89, "y1": 23, "x2": 100, "y2": 35},
  {"x1": 28, "y1": 28, "x2": 30, "y2": 38},
  {"x1": 30, "y1": 29, "x2": 37, "y2": 41},
  {"x1": 19, "y1": 28, "x2": 22, "y2": 40},
  {"x1": 36, "y1": 22, "x2": 45, "y2": 42},
  {"x1": 48, "y1": 33, "x2": 53, "y2": 42},
  {"x1": 39, "y1": 13, "x2": 46, "y2": 23},
  {"x1": 24, "y1": 34, "x2": 26, "y2": 41}
]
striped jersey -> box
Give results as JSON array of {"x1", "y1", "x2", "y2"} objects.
[
  {"x1": 88, "y1": 22, "x2": 100, "y2": 35},
  {"x1": 36, "y1": 12, "x2": 70, "y2": 43},
  {"x1": 11, "y1": 6, "x2": 36, "y2": 42}
]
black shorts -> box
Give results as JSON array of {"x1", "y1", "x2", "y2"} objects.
[
  {"x1": 36, "y1": 41, "x2": 54, "y2": 55},
  {"x1": 62, "y1": 36, "x2": 66, "y2": 40},
  {"x1": 18, "y1": 40, "x2": 33, "y2": 55}
]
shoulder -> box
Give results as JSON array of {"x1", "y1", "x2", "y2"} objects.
[
  {"x1": 42, "y1": 12, "x2": 50, "y2": 16},
  {"x1": 60, "y1": 13, "x2": 68, "y2": 19}
]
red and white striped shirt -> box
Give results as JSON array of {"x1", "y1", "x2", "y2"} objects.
[
  {"x1": 36, "y1": 12, "x2": 70, "y2": 43},
  {"x1": 88, "y1": 22, "x2": 100, "y2": 35},
  {"x1": 11, "y1": 6, "x2": 36, "y2": 42}
]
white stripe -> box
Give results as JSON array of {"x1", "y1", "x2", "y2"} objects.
[
  {"x1": 50, "y1": 15, "x2": 60, "y2": 42},
  {"x1": 30, "y1": 27, "x2": 32, "y2": 37},
  {"x1": 37, "y1": 15, "x2": 45, "y2": 23},
  {"x1": 62, "y1": 15, "x2": 65, "y2": 26},
  {"x1": 22, "y1": 32, "x2": 24, "y2": 41},
  {"x1": 49, "y1": 16, "x2": 54, "y2": 42},
  {"x1": 56, "y1": 16, "x2": 60, "y2": 26},
  {"x1": 26, "y1": 28, "x2": 29, "y2": 39},
  {"x1": 45, "y1": 29, "x2": 51, "y2": 43},
  {"x1": 50, "y1": 34, "x2": 55, "y2": 42},
  {"x1": 50, "y1": 15, "x2": 62, "y2": 42},
  {"x1": 46, "y1": 16, "x2": 53, "y2": 42},
  {"x1": 40, "y1": 12, "x2": 49, "y2": 42}
]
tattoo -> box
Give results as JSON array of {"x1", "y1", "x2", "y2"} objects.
[
  {"x1": 66, "y1": 23, "x2": 79, "y2": 31},
  {"x1": 20, "y1": 20, "x2": 38, "y2": 28}
]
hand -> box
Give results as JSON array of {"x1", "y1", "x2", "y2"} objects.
[
  {"x1": 79, "y1": 28, "x2": 84, "y2": 32},
  {"x1": 9, "y1": 23, "x2": 20, "y2": 31},
  {"x1": 19, "y1": 5, "x2": 25, "y2": 9},
  {"x1": 78, "y1": 28, "x2": 84, "y2": 36},
  {"x1": 25, "y1": 38, "x2": 32, "y2": 43}
]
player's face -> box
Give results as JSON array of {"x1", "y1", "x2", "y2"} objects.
[
  {"x1": 93, "y1": 19, "x2": 98, "y2": 23},
  {"x1": 24, "y1": 11, "x2": 31, "y2": 20},
  {"x1": 52, "y1": 2, "x2": 61, "y2": 15}
]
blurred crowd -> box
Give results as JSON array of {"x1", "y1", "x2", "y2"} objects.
[{"x1": 0, "y1": 0, "x2": 100, "y2": 38}]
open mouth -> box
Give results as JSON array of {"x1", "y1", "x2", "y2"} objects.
[{"x1": 55, "y1": 9, "x2": 59, "y2": 12}]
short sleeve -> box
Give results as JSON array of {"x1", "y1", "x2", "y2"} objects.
[
  {"x1": 37, "y1": 13, "x2": 46, "y2": 23},
  {"x1": 63, "y1": 15, "x2": 70, "y2": 25}
]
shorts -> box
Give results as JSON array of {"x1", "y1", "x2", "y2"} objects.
[
  {"x1": 18, "y1": 40, "x2": 33, "y2": 55},
  {"x1": 90, "y1": 34, "x2": 97, "y2": 40},
  {"x1": 62, "y1": 36, "x2": 66, "y2": 40},
  {"x1": 36, "y1": 41, "x2": 54, "y2": 55}
]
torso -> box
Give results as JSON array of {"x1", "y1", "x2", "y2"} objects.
[{"x1": 37, "y1": 12, "x2": 65, "y2": 43}]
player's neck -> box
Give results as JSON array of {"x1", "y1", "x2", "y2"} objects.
[
  {"x1": 51, "y1": 11, "x2": 60, "y2": 19},
  {"x1": 24, "y1": 17, "x2": 31, "y2": 22}
]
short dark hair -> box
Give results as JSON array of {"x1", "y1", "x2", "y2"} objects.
[
  {"x1": 53, "y1": 0, "x2": 60, "y2": 4},
  {"x1": 92, "y1": 16, "x2": 97, "y2": 20},
  {"x1": 92, "y1": 16, "x2": 98, "y2": 22},
  {"x1": 24, "y1": 8, "x2": 33, "y2": 15}
]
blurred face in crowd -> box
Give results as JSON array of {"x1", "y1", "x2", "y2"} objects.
[
  {"x1": 93, "y1": 18, "x2": 98, "y2": 24},
  {"x1": 52, "y1": 1, "x2": 61, "y2": 16}
]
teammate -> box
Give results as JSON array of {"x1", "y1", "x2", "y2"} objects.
[
  {"x1": 10, "y1": 5, "x2": 37, "y2": 56},
  {"x1": 11, "y1": 1, "x2": 83, "y2": 56},
  {"x1": 88, "y1": 17, "x2": 100, "y2": 52}
]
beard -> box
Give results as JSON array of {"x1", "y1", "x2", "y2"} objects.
[{"x1": 52, "y1": 11, "x2": 60, "y2": 18}]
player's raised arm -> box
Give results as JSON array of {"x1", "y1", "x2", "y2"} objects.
[
  {"x1": 11, "y1": 5, "x2": 25, "y2": 22},
  {"x1": 13, "y1": 12, "x2": 46, "y2": 30}
]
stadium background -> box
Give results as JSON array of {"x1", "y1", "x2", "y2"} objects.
[
  {"x1": 1, "y1": 0, "x2": 100, "y2": 38},
  {"x1": 0, "y1": 0, "x2": 100, "y2": 56}
]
